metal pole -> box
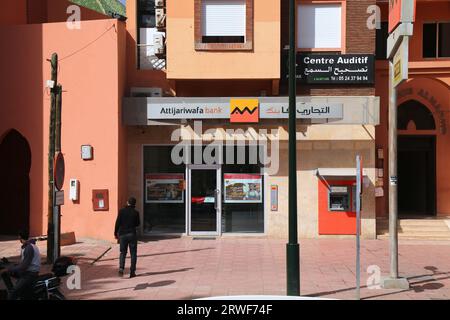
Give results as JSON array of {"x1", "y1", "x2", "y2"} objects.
[
  {"x1": 47, "y1": 53, "x2": 58, "y2": 264},
  {"x1": 388, "y1": 59, "x2": 399, "y2": 279},
  {"x1": 356, "y1": 156, "x2": 362, "y2": 300},
  {"x1": 53, "y1": 85, "x2": 62, "y2": 260},
  {"x1": 286, "y1": 0, "x2": 300, "y2": 296}
]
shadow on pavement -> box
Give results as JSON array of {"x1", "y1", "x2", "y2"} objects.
[
  {"x1": 98, "y1": 248, "x2": 214, "y2": 262},
  {"x1": 307, "y1": 266, "x2": 449, "y2": 300},
  {"x1": 137, "y1": 267, "x2": 194, "y2": 277}
]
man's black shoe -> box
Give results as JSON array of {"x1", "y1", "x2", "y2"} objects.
[
  {"x1": 118, "y1": 269, "x2": 124, "y2": 277},
  {"x1": 130, "y1": 272, "x2": 136, "y2": 278}
]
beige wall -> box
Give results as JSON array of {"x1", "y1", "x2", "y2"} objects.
[
  {"x1": 268, "y1": 139, "x2": 376, "y2": 240},
  {"x1": 166, "y1": 0, "x2": 280, "y2": 79},
  {"x1": 127, "y1": 123, "x2": 376, "y2": 239}
]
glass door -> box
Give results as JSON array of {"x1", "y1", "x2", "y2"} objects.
[{"x1": 187, "y1": 165, "x2": 221, "y2": 236}]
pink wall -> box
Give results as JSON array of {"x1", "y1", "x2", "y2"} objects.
[
  {"x1": 0, "y1": 24, "x2": 44, "y2": 236},
  {"x1": 0, "y1": 0, "x2": 27, "y2": 25},
  {"x1": 0, "y1": 19, "x2": 126, "y2": 241}
]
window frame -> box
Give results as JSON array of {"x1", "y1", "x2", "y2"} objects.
[
  {"x1": 422, "y1": 21, "x2": 450, "y2": 60},
  {"x1": 296, "y1": 0, "x2": 347, "y2": 53},
  {"x1": 194, "y1": 0, "x2": 254, "y2": 51}
]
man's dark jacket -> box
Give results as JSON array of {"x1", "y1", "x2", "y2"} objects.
[{"x1": 114, "y1": 206, "x2": 140, "y2": 237}]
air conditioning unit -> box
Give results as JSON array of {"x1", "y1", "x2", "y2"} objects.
[
  {"x1": 130, "y1": 87, "x2": 163, "y2": 97},
  {"x1": 153, "y1": 33, "x2": 165, "y2": 55},
  {"x1": 155, "y1": 0, "x2": 165, "y2": 7},
  {"x1": 155, "y1": 8, "x2": 166, "y2": 28}
]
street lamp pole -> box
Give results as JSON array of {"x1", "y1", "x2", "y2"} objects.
[{"x1": 287, "y1": 0, "x2": 300, "y2": 296}]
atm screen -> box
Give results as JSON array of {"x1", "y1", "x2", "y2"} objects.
[{"x1": 329, "y1": 186, "x2": 350, "y2": 211}]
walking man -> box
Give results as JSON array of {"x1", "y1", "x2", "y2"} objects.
[{"x1": 114, "y1": 197, "x2": 140, "y2": 278}]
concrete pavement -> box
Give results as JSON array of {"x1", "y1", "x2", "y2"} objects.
[{"x1": 43, "y1": 237, "x2": 450, "y2": 300}]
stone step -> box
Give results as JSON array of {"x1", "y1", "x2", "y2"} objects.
[
  {"x1": 379, "y1": 225, "x2": 450, "y2": 232},
  {"x1": 377, "y1": 233, "x2": 450, "y2": 241},
  {"x1": 377, "y1": 219, "x2": 448, "y2": 226}
]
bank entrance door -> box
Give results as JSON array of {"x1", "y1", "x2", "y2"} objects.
[{"x1": 187, "y1": 165, "x2": 221, "y2": 236}]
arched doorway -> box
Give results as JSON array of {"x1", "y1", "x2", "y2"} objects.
[
  {"x1": 0, "y1": 130, "x2": 31, "y2": 235},
  {"x1": 397, "y1": 100, "x2": 437, "y2": 217}
]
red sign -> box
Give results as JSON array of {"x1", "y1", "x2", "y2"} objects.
[
  {"x1": 389, "y1": 0, "x2": 416, "y2": 33},
  {"x1": 54, "y1": 152, "x2": 65, "y2": 191}
]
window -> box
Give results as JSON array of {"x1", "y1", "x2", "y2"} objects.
[
  {"x1": 195, "y1": 0, "x2": 253, "y2": 50},
  {"x1": 297, "y1": 3, "x2": 343, "y2": 51},
  {"x1": 423, "y1": 22, "x2": 450, "y2": 58},
  {"x1": 202, "y1": 0, "x2": 245, "y2": 43},
  {"x1": 143, "y1": 146, "x2": 186, "y2": 234},
  {"x1": 222, "y1": 146, "x2": 264, "y2": 233},
  {"x1": 138, "y1": 0, "x2": 155, "y2": 28},
  {"x1": 376, "y1": 22, "x2": 389, "y2": 60},
  {"x1": 137, "y1": 0, "x2": 166, "y2": 70}
]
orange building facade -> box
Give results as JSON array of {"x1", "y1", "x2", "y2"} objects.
[
  {"x1": 375, "y1": 1, "x2": 450, "y2": 223},
  {"x1": 0, "y1": 0, "x2": 448, "y2": 242},
  {"x1": 0, "y1": 0, "x2": 127, "y2": 241}
]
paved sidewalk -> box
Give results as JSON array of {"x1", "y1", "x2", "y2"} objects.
[
  {"x1": 0, "y1": 236, "x2": 111, "y2": 266},
  {"x1": 49, "y1": 237, "x2": 450, "y2": 300},
  {"x1": 0, "y1": 236, "x2": 111, "y2": 295}
]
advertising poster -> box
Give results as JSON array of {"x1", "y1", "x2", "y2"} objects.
[
  {"x1": 224, "y1": 174, "x2": 262, "y2": 203},
  {"x1": 145, "y1": 174, "x2": 184, "y2": 203}
]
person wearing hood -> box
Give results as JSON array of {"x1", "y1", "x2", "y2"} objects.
[{"x1": 0, "y1": 229, "x2": 41, "y2": 300}]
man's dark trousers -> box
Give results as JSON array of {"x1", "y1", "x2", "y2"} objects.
[
  {"x1": 1, "y1": 271, "x2": 38, "y2": 300},
  {"x1": 119, "y1": 233, "x2": 137, "y2": 273}
]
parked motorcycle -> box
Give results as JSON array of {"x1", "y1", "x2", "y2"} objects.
[{"x1": 0, "y1": 256, "x2": 76, "y2": 300}]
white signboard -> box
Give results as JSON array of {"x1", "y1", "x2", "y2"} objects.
[
  {"x1": 260, "y1": 103, "x2": 343, "y2": 119},
  {"x1": 146, "y1": 97, "x2": 343, "y2": 120},
  {"x1": 147, "y1": 99, "x2": 229, "y2": 119}
]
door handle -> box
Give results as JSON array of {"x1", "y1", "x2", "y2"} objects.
[{"x1": 214, "y1": 189, "x2": 219, "y2": 210}]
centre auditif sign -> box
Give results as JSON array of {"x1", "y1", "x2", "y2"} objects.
[{"x1": 283, "y1": 53, "x2": 375, "y2": 84}]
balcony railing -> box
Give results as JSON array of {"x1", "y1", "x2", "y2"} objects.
[{"x1": 137, "y1": 44, "x2": 166, "y2": 70}]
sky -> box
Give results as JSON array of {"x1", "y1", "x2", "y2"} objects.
[{"x1": 119, "y1": 0, "x2": 126, "y2": 4}]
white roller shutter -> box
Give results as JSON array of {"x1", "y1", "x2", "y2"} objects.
[
  {"x1": 298, "y1": 4, "x2": 342, "y2": 49},
  {"x1": 202, "y1": 0, "x2": 246, "y2": 37}
]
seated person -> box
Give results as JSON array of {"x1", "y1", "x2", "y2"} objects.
[{"x1": 0, "y1": 230, "x2": 41, "y2": 300}]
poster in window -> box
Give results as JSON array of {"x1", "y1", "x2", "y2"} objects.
[
  {"x1": 145, "y1": 174, "x2": 184, "y2": 203},
  {"x1": 224, "y1": 174, "x2": 262, "y2": 203}
]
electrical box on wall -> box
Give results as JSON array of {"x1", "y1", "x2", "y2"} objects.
[
  {"x1": 69, "y1": 179, "x2": 79, "y2": 201},
  {"x1": 92, "y1": 189, "x2": 109, "y2": 211},
  {"x1": 81, "y1": 145, "x2": 93, "y2": 160}
]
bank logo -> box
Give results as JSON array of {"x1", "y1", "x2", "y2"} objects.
[{"x1": 230, "y1": 99, "x2": 259, "y2": 123}]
